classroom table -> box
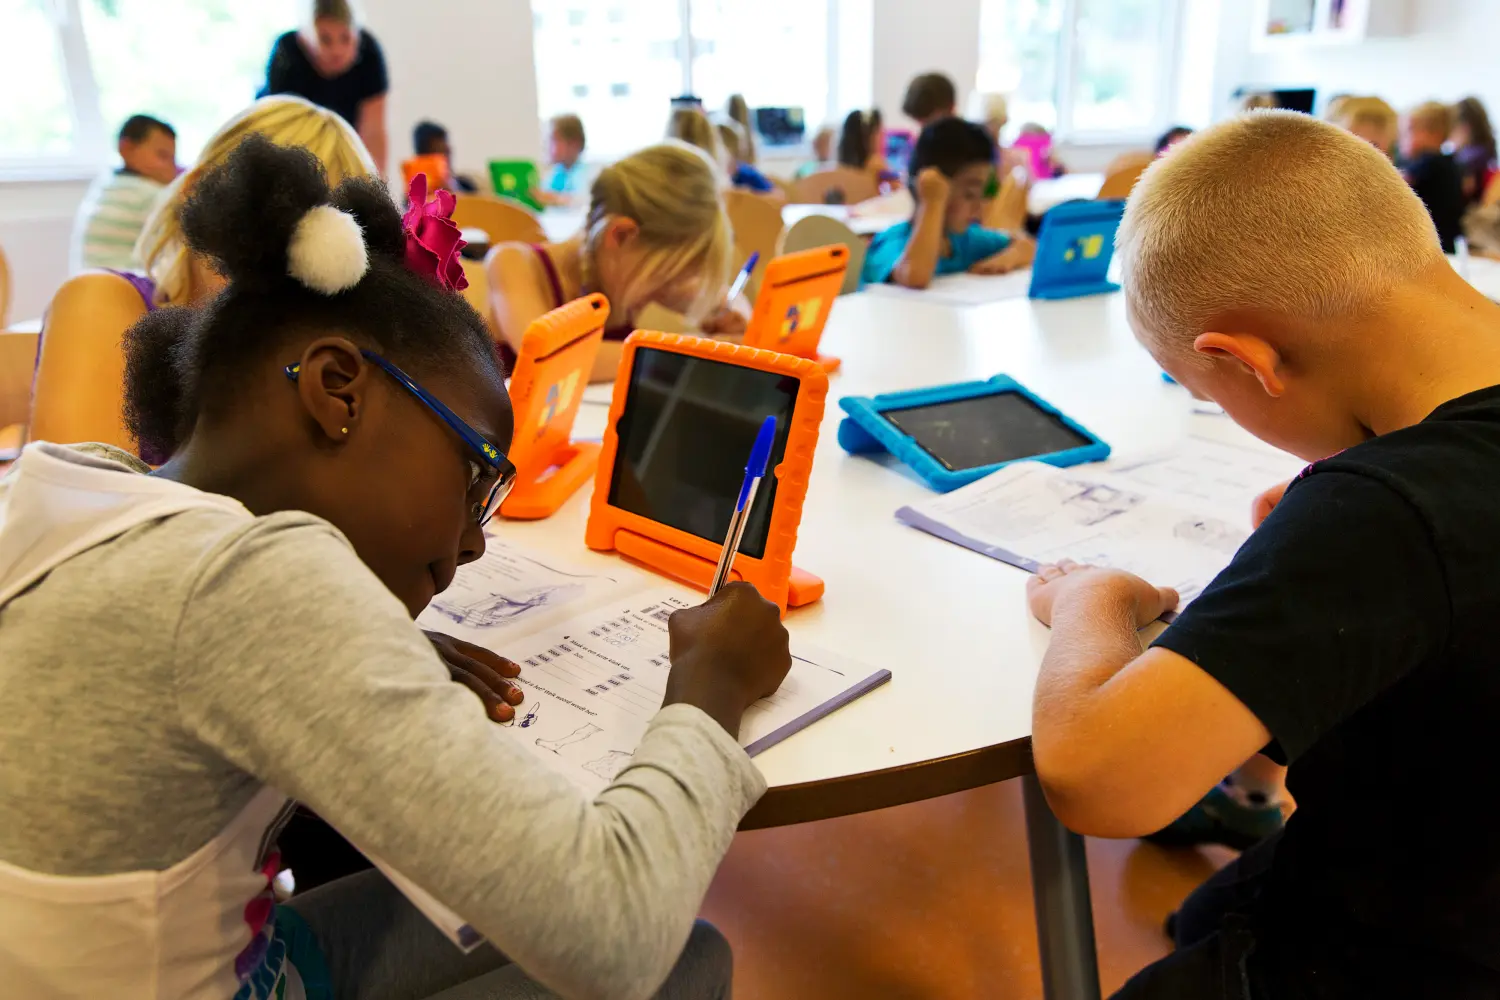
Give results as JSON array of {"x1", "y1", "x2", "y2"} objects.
[
  {"x1": 779, "y1": 203, "x2": 902, "y2": 236},
  {"x1": 1029, "y1": 173, "x2": 1105, "y2": 215},
  {"x1": 506, "y1": 287, "x2": 1279, "y2": 1000}
]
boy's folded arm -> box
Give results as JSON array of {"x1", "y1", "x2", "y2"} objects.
[
  {"x1": 1033, "y1": 469, "x2": 1449, "y2": 838},
  {"x1": 170, "y1": 517, "x2": 763, "y2": 1000},
  {"x1": 892, "y1": 198, "x2": 948, "y2": 289}
]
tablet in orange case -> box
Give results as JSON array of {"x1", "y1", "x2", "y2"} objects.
[
  {"x1": 742, "y1": 245, "x2": 849, "y2": 375},
  {"x1": 499, "y1": 293, "x2": 609, "y2": 520},
  {"x1": 584, "y1": 332, "x2": 828, "y2": 614}
]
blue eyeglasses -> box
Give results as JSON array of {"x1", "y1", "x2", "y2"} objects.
[{"x1": 284, "y1": 350, "x2": 517, "y2": 525}]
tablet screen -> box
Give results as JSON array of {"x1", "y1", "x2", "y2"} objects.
[
  {"x1": 883, "y1": 391, "x2": 1092, "y2": 472},
  {"x1": 608, "y1": 348, "x2": 800, "y2": 559}
]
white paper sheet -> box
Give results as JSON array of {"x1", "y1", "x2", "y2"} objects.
[
  {"x1": 863, "y1": 269, "x2": 1035, "y2": 307},
  {"x1": 417, "y1": 536, "x2": 631, "y2": 637},
  {"x1": 897, "y1": 436, "x2": 1305, "y2": 605},
  {"x1": 393, "y1": 541, "x2": 889, "y2": 951}
]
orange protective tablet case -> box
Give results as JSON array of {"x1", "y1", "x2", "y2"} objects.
[
  {"x1": 584, "y1": 332, "x2": 829, "y2": 614},
  {"x1": 499, "y1": 293, "x2": 609, "y2": 520},
  {"x1": 742, "y1": 245, "x2": 848, "y2": 374}
]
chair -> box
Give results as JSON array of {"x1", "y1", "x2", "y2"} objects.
[
  {"x1": 788, "y1": 168, "x2": 880, "y2": 207},
  {"x1": 451, "y1": 194, "x2": 546, "y2": 247},
  {"x1": 983, "y1": 170, "x2": 1031, "y2": 232},
  {"x1": 724, "y1": 190, "x2": 785, "y2": 301},
  {"x1": 458, "y1": 258, "x2": 495, "y2": 331},
  {"x1": 1096, "y1": 151, "x2": 1153, "y2": 201},
  {"x1": 0, "y1": 243, "x2": 11, "y2": 329},
  {"x1": 28, "y1": 274, "x2": 149, "y2": 452},
  {"x1": 1, "y1": 326, "x2": 38, "y2": 454},
  {"x1": 779, "y1": 215, "x2": 867, "y2": 296}
]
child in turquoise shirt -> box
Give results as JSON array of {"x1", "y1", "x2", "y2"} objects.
[{"x1": 863, "y1": 117, "x2": 1035, "y2": 287}]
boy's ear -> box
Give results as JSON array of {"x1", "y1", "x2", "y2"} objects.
[
  {"x1": 294, "y1": 338, "x2": 372, "y2": 443},
  {"x1": 1193, "y1": 331, "x2": 1287, "y2": 397}
]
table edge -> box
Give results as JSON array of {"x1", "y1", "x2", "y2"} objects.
[{"x1": 740, "y1": 736, "x2": 1035, "y2": 830}]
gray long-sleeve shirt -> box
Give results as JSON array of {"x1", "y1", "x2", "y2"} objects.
[{"x1": 0, "y1": 444, "x2": 764, "y2": 1000}]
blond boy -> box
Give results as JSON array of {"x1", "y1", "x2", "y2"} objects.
[{"x1": 1028, "y1": 111, "x2": 1500, "y2": 996}]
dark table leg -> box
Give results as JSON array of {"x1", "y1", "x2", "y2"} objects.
[{"x1": 1023, "y1": 774, "x2": 1103, "y2": 1000}]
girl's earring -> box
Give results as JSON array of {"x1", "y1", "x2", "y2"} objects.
[{"x1": 341, "y1": 427, "x2": 349, "y2": 435}]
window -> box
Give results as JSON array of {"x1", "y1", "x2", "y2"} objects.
[
  {"x1": 977, "y1": 0, "x2": 1180, "y2": 141},
  {"x1": 0, "y1": 0, "x2": 299, "y2": 175},
  {"x1": 0, "y1": 0, "x2": 76, "y2": 161},
  {"x1": 531, "y1": 0, "x2": 837, "y2": 159}
]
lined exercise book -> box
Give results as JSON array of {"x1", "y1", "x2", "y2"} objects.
[{"x1": 367, "y1": 537, "x2": 889, "y2": 950}]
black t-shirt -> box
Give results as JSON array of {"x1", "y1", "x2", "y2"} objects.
[
  {"x1": 1404, "y1": 150, "x2": 1465, "y2": 253},
  {"x1": 1155, "y1": 385, "x2": 1500, "y2": 989},
  {"x1": 261, "y1": 30, "x2": 388, "y2": 127}
]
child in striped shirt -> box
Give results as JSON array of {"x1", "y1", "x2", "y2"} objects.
[{"x1": 69, "y1": 114, "x2": 178, "y2": 273}]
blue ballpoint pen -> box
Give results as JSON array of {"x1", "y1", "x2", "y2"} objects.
[
  {"x1": 709, "y1": 415, "x2": 777, "y2": 596},
  {"x1": 727, "y1": 252, "x2": 759, "y2": 304}
]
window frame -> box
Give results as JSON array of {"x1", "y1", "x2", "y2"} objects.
[
  {"x1": 981, "y1": 0, "x2": 1185, "y2": 147},
  {"x1": 0, "y1": 0, "x2": 110, "y2": 180},
  {"x1": 532, "y1": 0, "x2": 841, "y2": 161}
]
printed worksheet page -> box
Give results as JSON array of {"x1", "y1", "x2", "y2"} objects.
[{"x1": 897, "y1": 436, "x2": 1303, "y2": 605}]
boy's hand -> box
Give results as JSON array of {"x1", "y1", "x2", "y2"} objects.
[
  {"x1": 663, "y1": 582, "x2": 792, "y2": 738},
  {"x1": 969, "y1": 236, "x2": 1037, "y2": 275},
  {"x1": 1251, "y1": 479, "x2": 1292, "y2": 529},
  {"x1": 425, "y1": 631, "x2": 525, "y2": 723},
  {"x1": 1027, "y1": 560, "x2": 1180, "y2": 629},
  {"x1": 916, "y1": 167, "x2": 951, "y2": 202}
]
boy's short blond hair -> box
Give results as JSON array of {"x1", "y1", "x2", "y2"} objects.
[
  {"x1": 1117, "y1": 111, "x2": 1440, "y2": 362},
  {"x1": 1407, "y1": 100, "x2": 1454, "y2": 137},
  {"x1": 550, "y1": 113, "x2": 585, "y2": 149}
]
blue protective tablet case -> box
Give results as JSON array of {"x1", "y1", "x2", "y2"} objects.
[
  {"x1": 1028, "y1": 198, "x2": 1127, "y2": 300},
  {"x1": 837, "y1": 376, "x2": 1110, "y2": 492}
]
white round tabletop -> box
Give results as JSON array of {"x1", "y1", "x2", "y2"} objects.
[
  {"x1": 499, "y1": 287, "x2": 1276, "y2": 824},
  {"x1": 1029, "y1": 173, "x2": 1105, "y2": 215}
]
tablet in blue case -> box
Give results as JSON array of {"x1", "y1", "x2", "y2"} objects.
[
  {"x1": 1028, "y1": 199, "x2": 1127, "y2": 300},
  {"x1": 838, "y1": 376, "x2": 1110, "y2": 492}
]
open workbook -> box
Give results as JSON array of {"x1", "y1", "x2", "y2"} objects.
[
  {"x1": 366, "y1": 537, "x2": 890, "y2": 950},
  {"x1": 896, "y1": 433, "x2": 1307, "y2": 613}
]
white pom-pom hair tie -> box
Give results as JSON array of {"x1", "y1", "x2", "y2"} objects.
[{"x1": 287, "y1": 204, "x2": 368, "y2": 295}]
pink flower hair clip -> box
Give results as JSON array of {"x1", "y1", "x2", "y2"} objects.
[{"x1": 402, "y1": 173, "x2": 468, "y2": 293}]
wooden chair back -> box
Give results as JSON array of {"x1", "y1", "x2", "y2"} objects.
[
  {"x1": 983, "y1": 170, "x2": 1031, "y2": 232},
  {"x1": 1097, "y1": 152, "x2": 1153, "y2": 201},
  {"x1": 778, "y1": 215, "x2": 867, "y2": 295},
  {"x1": 1, "y1": 327, "x2": 38, "y2": 435},
  {"x1": 788, "y1": 167, "x2": 880, "y2": 207},
  {"x1": 724, "y1": 190, "x2": 785, "y2": 300},
  {"x1": 29, "y1": 274, "x2": 147, "y2": 451},
  {"x1": 451, "y1": 194, "x2": 546, "y2": 246},
  {"x1": 0, "y1": 243, "x2": 11, "y2": 329}
]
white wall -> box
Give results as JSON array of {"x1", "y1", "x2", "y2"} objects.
[
  {"x1": 871, "y1": 0, "x2": 982, "y2": 134},
  {"x1": 366, "y1": 0, "x2": 543, "y2": 179},
  {"x1": 1214, "y1": 0, "x2": 1500, "y2": 118}
]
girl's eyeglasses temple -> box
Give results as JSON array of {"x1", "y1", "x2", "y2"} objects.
[{"x1": 284, "y1": 351, "x2": 517, "y2": 525}]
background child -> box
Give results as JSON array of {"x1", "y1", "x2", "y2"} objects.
[
  {"x1": 795, "y1": 124, "x2": 836, "y2": 178},
  {"x1": 485, "y1": 141, "x2": 736, "y2": 382},
  {"x1": 902, "y1": 71, "x2": 958, "y2": 127},
  {"x1": 1029, "y1": 111, "x2": 1500, "y2": 997},
  {"x1": 1154, "y1": 125, "x2": 1193, "y2": 156},
  {"x1": 69, "y1": 114, "x2": 178, "y2": 273},
  {"x1": 411, "y1": 119, "x2": 478, "y2": 193},
  {"x1": 540, "y1": 112, "x2": 588, "y2": 206},
  {"x1": 725, "y1": 93, "x2": 758, "y2": 164},
  {"x1": 862, "y1": 117, "x2": 1035, "y2": 288},
  {"x1": 1, "y1": 135, "x2": 793, "y2": 1000},
  {"x1": 717, "y1": 120, "x2": 775, "y2": 194},
  {"x1": 1401, "y1": 100, "x2": 1465, "y2": 252},
  {"x1": 1331, "y1": 95, "x2": 1397, "y2": 157},
  {"x1": 666, "y1": 107, "x2": 724, "y2": 171},
  {"x1": 1450, "y1": 95, "x2": 1496, "y2": 204}
]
